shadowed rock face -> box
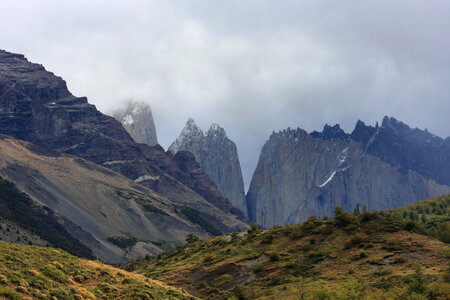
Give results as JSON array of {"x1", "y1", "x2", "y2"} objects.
[
  {"x1": 247, "y1": 119, "x2": 450, "y2": 228},
  {"x1": 169, "y1": 119, "x2": 247, "y2": 215},
  {"x1": 0, "y1": 49, "x2": 248, "y2": 243},
  {"x1": 112, "y1": 101, "x2": 158, "y2": 146}
]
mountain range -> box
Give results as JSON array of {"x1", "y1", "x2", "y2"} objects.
[
  {"x1": 1, "y1": 48, "x2": 449, "y2": 259},
  {"x1": 0, "y1": 49, "x2": 247, "y2": 262},
  {"x1": 247, "y1": 118, "x2": 450, "y2": 227},
  {"x1": 0, "y1": 49, "x2": 449, "y2": 299}
]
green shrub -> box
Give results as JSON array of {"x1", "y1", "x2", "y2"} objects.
[
  {"x1": 443, "y1": 263, "x2": 450, "y2": 283},
  {"x1": 269, "y1": 252, "x2": 280, "y2": 262},
  {"x1": 344, "y1": 232, "x2": 368, "y2": 249},
  {"x1": 382, "y1": 242, "x2": 405, "y2": 252},
  {"x1": 344, "y1": 223, "x2": 359, "y2": 233},
  {"x1": 185, "y1": 233, "x2": 200, "y2": 243},
  {"x1": 435, "y1": 222, "x2": 450, "y2": 243},
  {"x1": 107, "y1": 236, "x2": 138, "y2": 249},
  {"x1": 359, "y1": 252, "x2": 369, "y2": 259},
  {"x1": 334, "y1": 206, "x2": 357, "y2": 227},
  {"x1": 391, "y1": 257, "x2": 407, "y2": 264},
  {"x1": 261, "y1": 234, "x2": 274, "y2": 244},
  {"x1": 312, "y1": 289, "x2": 333, "y2": 300},
  {"x1": 318, "y1": 225, "x2": 334, "y2": 235},
  {"x1": 300, "y1": 244, "x2": 314, "y2": 252},
  {"x1": 373, "y1": 269, "x2": 393, "y2": 276},
  {"x1": 248, "y1": 223, "x2": 260, "y2": 234},
  {"x1": 41, "y1": 265, "x2": 68, "y2": 283},
  {"x1": 0, "y1": 288, "x2": 21, "y2": 300},
  {"x1": 409, "y1": 265, "x2": 427, "y2": 294}
]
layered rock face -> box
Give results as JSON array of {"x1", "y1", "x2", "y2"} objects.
[
  {"x1": 247, "y1": 118, "x2": 450, "y2": 228},
  {"x1": 0, "y1": 49, "x2": 248, "y2": 256},
  {"x1": 112, "y1": 101, "x2": 158, "y2": 146},
  {"x1": 169, "y1": 119, "x2": 247, "y2": 215}
]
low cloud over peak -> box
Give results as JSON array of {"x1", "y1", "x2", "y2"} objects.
[{"x1": 1, "y1": 0, "x2": 449, "y2": 187}]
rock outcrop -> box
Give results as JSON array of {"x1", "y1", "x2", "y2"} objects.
[
  {"x1": 169, "y1": 119, "x2": 247, "y2": 215},
  {"x1": 0, "y1": 49, "x2": 248, "y2": 260},
  {"x1": 112, "y1": 100, "x2": 158, "y2": 146},
  {"x1": 247, "y1": 118, "x2": 450, "y2": 228}
]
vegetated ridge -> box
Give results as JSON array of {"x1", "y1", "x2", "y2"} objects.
[{"x1": 126, "y1": 195, "x2": 450, "y2": 299}]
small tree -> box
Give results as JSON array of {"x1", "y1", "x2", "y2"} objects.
[
  {"x1": 353, "y1": 204, "x2": 361, "y2": 216},
  {"x1": 443, "y1": 263, "x2": 450, "y2": 283},
  {"x1": 334, "y1": 206, "x2": 356, "y2": 226},
  {"x1": 409, "y1": 264, "x2": 427, "y2": 294},
  {"x1": 248, "y1": 223, "x2": 260, "y2": 235}
]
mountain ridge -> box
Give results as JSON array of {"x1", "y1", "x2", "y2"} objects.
[{"x1": 247, "y1": 117, "x2": 450, "y2": 227}]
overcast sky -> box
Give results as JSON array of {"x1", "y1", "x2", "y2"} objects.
[{"x1": 1, "y1": 0, "x2": 449, "y2": 188}]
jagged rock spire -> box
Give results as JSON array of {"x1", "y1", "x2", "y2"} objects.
[{"x1": 169, "y1": 119, "x2": 247, "y2": 215}]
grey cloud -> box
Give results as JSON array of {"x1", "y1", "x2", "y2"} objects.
[{"x1": 1, "y1": 0, "x2": 449, "y2": 188}]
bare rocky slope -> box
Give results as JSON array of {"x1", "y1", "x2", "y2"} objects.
[
  {"x1": 247, "y1": 118, "x2": 450, "y2": 228},
  {"x1": 169, "y1": 119, "x2": 247, "y2": 215},
  {"x1": 0, "y1": 135, "x2": 247, "y2": 263},
  {"x1": 112, "y1": 100, "x2": 158, "y2": 146}
]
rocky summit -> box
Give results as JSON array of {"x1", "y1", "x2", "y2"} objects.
[
  {"x1": 247, "y1": 118, "x2": 450, "y2": 228},
  {"x1": 112, "y1": 100, "x2": 158, "y2": 146},
  {"x1": 169, "y1": 119, "x2": 247, "y2": 215}
]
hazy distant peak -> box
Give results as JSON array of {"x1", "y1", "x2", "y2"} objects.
[{"x1": 112, "y1": 100, "x2": 158, "y2": 146}]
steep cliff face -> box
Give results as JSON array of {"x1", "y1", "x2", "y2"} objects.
[
  {"x1": 112, "y1": 101, "x2": 158, "y2": 146},
  {"x1": 0, "y1": 49, "x2": 248, "y2": 242},
  {"x1": 247, "y1": 119, "x2": 450, "y2": 228},
  {"x1": 169, "y1": 119, "x2": 247, "y2": 215}
]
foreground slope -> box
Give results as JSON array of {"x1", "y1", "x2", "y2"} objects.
[
  {"x1": 0, "y1": 241, "x2": 195, "y2": 299},
  {"x1": 0, "y1": 135, "x2": 245, "y2": 263},
  {"x1": 128, "y1": 201, "x2": 450, "y2": 299}
]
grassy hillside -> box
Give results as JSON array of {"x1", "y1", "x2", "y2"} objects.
[
  {"x1": 127, "y1": 206, "x2": 450, "y2": 299},
  {"x1": 381, "y1": 194, "x2": 450, "y2": 243},
  {"x1": 0, "y1": 241, "x2": 195, "y2": 299}
]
